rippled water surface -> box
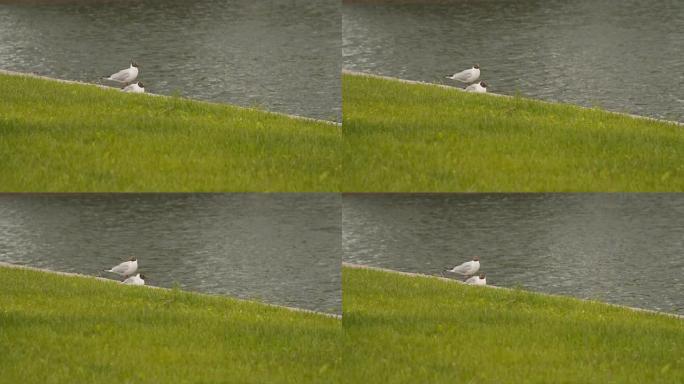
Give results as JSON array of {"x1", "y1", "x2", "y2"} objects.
[
  {"x1": 343, "y1": 194, "x2": 684, "y2": 315},
  {"x1": 343, "y1": 1, "x2": 684, "y2": 122},
  {"x1": 0, "y1": 194, "x2": 341, "y2": 314},
  {"x1": 0, "y1": 0, "x2": 341, "y2": 121}
]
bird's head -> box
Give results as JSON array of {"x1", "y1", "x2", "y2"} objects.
[
  {"x1": 138, "y1": 82, "x2": 145, "y2": 88},
  {"x1": 480, "y1": 81, "x2": 488, "y2": 88},
  {"x1": 129, "y1": 257, "x2": 137, "y2": 262},
  {"x1": 473, "y1": 256, "x2": 480, "y2": 262},
  {"x1": 473, "y1": 64, "x2": 480, "y2": 69},
  {"x1": 131, "y1": 61, "x2": 139, "y2": 68},
  {"x1": 139, "y1": 274, "x2": 147, "y2": 280},
  {"x1": 479, "y1": 273, "x2": 486, "y2": 279}
]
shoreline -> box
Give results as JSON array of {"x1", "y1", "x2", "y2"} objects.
[
  {"x1": 343, "y1": 70, "x2": 683, "y2": 126},
  {"x1": 0, "y1": 68, "x2": 340, "y2": 126},
  {"x1": 0, "y1": 261, "x2": 341, "y2": 319},
  {"x1": 343, "y1": 262, "x2": 683, "y2": 319}
]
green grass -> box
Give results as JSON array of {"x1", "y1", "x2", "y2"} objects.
[
  {"x1": 0, "y1": 74, "x2": 340, "y2": 191},
  {"x1": 343, "y1": 73, "x2": 684, "y2": 191},
  {"x1": 5, "y1": 265, "x2": 682, "y2": 383},
  {"x1": 0, "y1": 267, "x2": 341, "y2": 383},
  {"x1": 343, "y1": 266, "x2": 684, "y2": 383}
]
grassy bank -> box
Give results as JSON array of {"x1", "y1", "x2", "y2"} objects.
[
  {"x1": 343, "y1": 266, "x2": 684, "y2": 383},
  {"x1": 342, "y1": 73, "x2": 684, "y2": 191},
  {"x1": 0, "y1": 73, "x2": 339, "y2": 191},
  {"x1": 0, "y1": 266, "x2": 341, "y2": 383}
]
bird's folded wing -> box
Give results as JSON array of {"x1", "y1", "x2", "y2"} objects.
[
  {"x1": 109, "y1": 69, "x2": 129, "y2": 81},
  {"x1": 110, "y1": 263, "x2": 127, "y2": 273}
]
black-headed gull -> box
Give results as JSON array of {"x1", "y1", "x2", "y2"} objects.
[
  {"x1": 465, "y1": 273, "x2": 487, "y2": 286},
  {"x1": 106, "y1": 257, "x2": 138, "y2": 277},
  {"x1": 445, "y1": 256, "x2": 480, "y2": 276},
  {"x1": 446, "y1": 65, "x2": 480, "y2": 83},
  {"x1": 122, "y1": 81, "x2": 145, "y2": 93},
  {"x1": 123, "y1": 273, "x2": 146, "y2": 286},
  {"x1": 104, "y1": 62, "x2": 139, "y2": 85},
  {"x1": 465, "y1": 81, "x2": 488, "y2": 93}
]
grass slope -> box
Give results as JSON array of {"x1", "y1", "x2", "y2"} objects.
[
  {"x1": 343, "y1": 74, "x2": 684, "y2": 191},
  {"x1": 0, "y1": 74, "x2": 340, "y2": 191},
  {"x1": 343, "y1": 266, "x2": 684, "y2": 383},
  {"x1": 0, "y1": 267, "x2": 341, "y2": 383}
]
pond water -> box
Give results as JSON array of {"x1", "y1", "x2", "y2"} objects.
[
  {"x1": 343, "y1": 194, "x2": 684, "y2": 315},
  {"x1": 343, "y1": 1, "x2": 684, "y2": 122},
  {"x1": 0, "y1": 194, "x2": 341, "y2": 314},
  {"x1": 0, "y1": 0, "x2": 341, "y2": 121}
]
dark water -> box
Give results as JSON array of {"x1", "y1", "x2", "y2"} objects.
[
  {"x1": 343, "y1": 1, "x2": 684, "y2": 122},
  {"x1": 0, "y1": 194, "x2": 341, "y2": 314},
  {"x1": 343, "y1": 194, "x2": 684, "y2": 315},
  {"x1": 0, "y1": 0, "x2": 341, "y2": 121}
]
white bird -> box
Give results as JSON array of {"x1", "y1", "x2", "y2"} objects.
[
  {"x1": 106, "y1": 257, "x2": 138, "y2": 277},
  {"x1": 122, "y1": 81, "x2": 145, "y2": 93},
  {"x1": 446, "y1": 65, "x2": 480, "y2": 83},
  {"x1": 123, "y1": 273, "x2": 146, "y2": 286},
  {"x1": 465, "y1": 273, "x2": 487, "y2": 286},
  {"x1": 104, "y1": 62, "x2": 139, "y2": 84},
  {"x1": 445, "y1": 256, "x2": 480, "y2": 276},
  {"x1": 465, "y1": 81, "x2": 488, "y2": 93}
]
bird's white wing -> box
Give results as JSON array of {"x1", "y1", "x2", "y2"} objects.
[
  {"x1": 123, "y1": 276, "x2": 144, "y2": 285},
  {"x1": 451, "y1": 69, "x2": 466, "y2": 80},
  {"x1": 449, "y1": 261, "x2": 470, "y2": 274},
  {"x1": 454, "y1": 69, "x2": 475, "y2": 81},
  {"x1": 109, "y1": 261, "x2": 129, "y2": 274},
  {"x1": 108, "y1": 68, "x2": 131, "y2": 82}
]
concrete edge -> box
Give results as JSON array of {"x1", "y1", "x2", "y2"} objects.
[
  {"x1": 342, "y1": 70, "x2": 683, "y2": 126},
  {"x1": 0, "y1": 261, "x2": 341, "y2": 320},
  {"x1": 342, "y1": 262, "x2": 683, "y2": 320},
  {"x1": 0, "y1": 69, "x2": 341, "y2": 127}
]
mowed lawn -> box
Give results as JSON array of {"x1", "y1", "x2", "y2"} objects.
[
  {"x1": 343, "y1": 73, "x2": 684, "y2": 191},
  {"x1": 0, "y1": 266, "x2": 342, "y2": 383},
  {"x1": 0, "y1": 74, "x2": 340, "y2": 191},
  {"x1": 343, "y1": 265, "x2": 684, "y2": 383}
]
